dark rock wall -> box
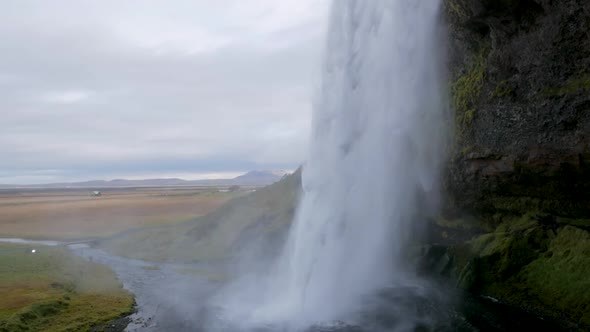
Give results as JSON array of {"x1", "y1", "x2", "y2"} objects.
[
  {"x1": 431, "y1": 0, "x2": 590, "y2": 328},
  {"x1": 445, "y1": 0, "x2": 590, "y2": 218}
]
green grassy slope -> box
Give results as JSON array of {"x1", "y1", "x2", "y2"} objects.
[{"x1": 0, "y1": 244, "x2": 133, "y2": 332}]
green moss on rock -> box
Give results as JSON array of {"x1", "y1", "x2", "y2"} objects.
[
  {"x1": 492, "y1": 80, "x2": 513, "y2": 98},
  {"x1": 519, "y1": 226, "x2": 590, "y2": 325},
  {"x1": 451, "y1": 47, "x2": 488, "y2": 132},
  {"x1": 542, "y1": 74, "x2": 590, "y2": 97},
  {"x1": 445, "y1": 0, "x2": 470, "y2": 20},
  {"x1": 451, "y1": 214, "x2": 590, "y2": 328}
]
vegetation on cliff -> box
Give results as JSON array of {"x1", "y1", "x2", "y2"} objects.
[
  {"x1": 451, "y1": 47, "x2": 487, "y2": 131},
  {"x1": 446, "y1": 215, "x2": 590, "y2": 328},
  {"x1": 439, "y1": 0, "x2": 590, "y2": 328}
]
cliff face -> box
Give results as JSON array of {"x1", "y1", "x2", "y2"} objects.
[
  {"x1": 446, "y1": 0, "x2": 590, "y2": 218},
  {"x1": 434, "y1": 0, "x2": 590, "y2": 328}
]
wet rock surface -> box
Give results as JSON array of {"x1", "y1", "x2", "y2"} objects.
[
  {"x1": 439, "y1": 1, "x2": 590, "y2": 328},
  {"x1": 90, "y1": 316, "x2": 132, "y2": 332},
  {"x1": 445, "y1": 0, "x2": 590, "y2": 217}
]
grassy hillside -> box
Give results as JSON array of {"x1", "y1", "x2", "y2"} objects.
[
  {"x1": 100, "y1": 169, "x2": 301, "y2": 263},
  {"x1": 0, "y1": 243, "x2": 133, "y2": 332}
]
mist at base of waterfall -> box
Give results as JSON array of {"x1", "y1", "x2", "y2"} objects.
[{"x1": 197, "y1": 282, "x2": 462, "y2": 332}]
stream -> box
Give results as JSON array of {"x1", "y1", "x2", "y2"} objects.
[{"x1": 71, "y1": 244, "x2": 237, "y2": 331}]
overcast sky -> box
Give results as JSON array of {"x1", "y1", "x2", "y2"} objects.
[{"x1": 0, "y1": 0, "x2": 329, "y2": 184}]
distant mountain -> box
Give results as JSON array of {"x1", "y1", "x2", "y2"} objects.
[{"x1": 0, "y1": 170, "x2": 290, "y2": 188}]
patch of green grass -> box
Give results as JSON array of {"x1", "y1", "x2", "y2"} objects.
[{"x1": 0, "y1": 243, "x2": 133, "y2": 332}]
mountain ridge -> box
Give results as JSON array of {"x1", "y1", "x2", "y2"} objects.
[{"x1": 0, "y1": 170, "x2": 290, "y2": 188}]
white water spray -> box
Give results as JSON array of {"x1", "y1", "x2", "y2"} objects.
[{"x1": 214, "y1": 0, "x2": 447, "y2": 330}]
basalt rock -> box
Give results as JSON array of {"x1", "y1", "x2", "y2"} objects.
[
  {"x1": 445, "y1": 0, "x2": 590, "y2": 218},
  {"x1": 435, "y1": 0, "x2": 590, "y2": 328}
]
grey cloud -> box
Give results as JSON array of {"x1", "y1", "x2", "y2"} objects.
[{"x1": 0, "y1": 0, "x2": 329, "y2": 184}]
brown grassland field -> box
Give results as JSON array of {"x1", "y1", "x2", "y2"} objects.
[{"x1": 0, "y1": 186, "x2": 237, "y2": 240}]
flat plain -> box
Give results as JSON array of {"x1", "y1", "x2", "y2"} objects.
[{"x1": 0, "y1": 186, "x2": 237, "y2": 240}]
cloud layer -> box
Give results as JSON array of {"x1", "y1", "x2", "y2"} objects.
[{"x1": 0, "y1": 0, "x2": 329, "y2": 184}]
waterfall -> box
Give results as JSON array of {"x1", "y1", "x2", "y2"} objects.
[{"x1": 212, "y1": 1, "x2": 447, "y2": 330}]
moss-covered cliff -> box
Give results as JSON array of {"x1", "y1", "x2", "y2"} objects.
[
  {"x1": 436, "y1": 0, "x2": 590, "y2": 329},
  {"x1": 446, "y1": 0, "x2": 590, "y2": 217}
]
